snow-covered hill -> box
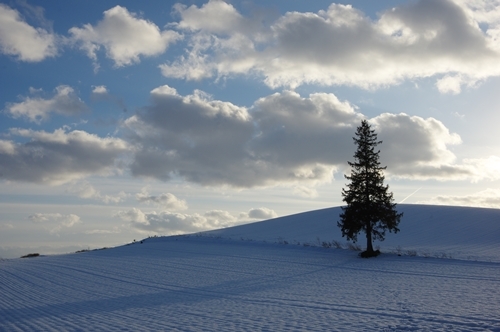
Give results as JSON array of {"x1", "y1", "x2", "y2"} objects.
[
  {"x1": 1, "y1": 204, "x2": 499, "y2": 331},
  {"x1": 206, "y1": 204, "x2": 500, "y2": 262}
]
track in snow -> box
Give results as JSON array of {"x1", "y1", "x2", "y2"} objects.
[{"x1": 1, "y1": 235, "x2": 499, "y2": 331}]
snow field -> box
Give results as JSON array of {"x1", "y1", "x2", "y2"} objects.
[
  {"x1": 1, "y1": 204, "x2": 500, "y2": 331},
  {"x1": 0, "y1": 235, "x2": 499, "y2": 331}
]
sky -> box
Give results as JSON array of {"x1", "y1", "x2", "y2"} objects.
[{"x1": 1, "y1": 0, "x2": 500, "y2": 258}]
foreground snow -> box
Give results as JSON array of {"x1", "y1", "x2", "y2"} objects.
[{"x1": 1, "y1": 205, "x2": 500, "y2": 331}]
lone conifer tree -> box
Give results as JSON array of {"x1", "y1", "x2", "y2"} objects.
[{"x1": 338, "y1": 120, "x2": 402, "y2": 258}]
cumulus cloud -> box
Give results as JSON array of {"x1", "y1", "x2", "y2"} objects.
[
  {"x1": 0, "y1": 4, "x2": 58, "y2": 61},
  {"x1": 136, "y1": 189, "x2": 187, "y2": 210},
  {"x1": 124, "y1": 86, "x2": 363, "y2": 187},
  {"x1": 240, "y1": 208, "x2": 278, "y2": 220},
  {"x1": 92, "y1": 85, "x2": 108, "y2": 95},
  {"x1": 162, "y1": 0, "x2": 500, "y2": 92},
  {"x1": 371, "y1": 113, "x2": 462, "y2": 174},
  {"x1": 4, "y1": 85, "x2": 88, "y2": 123},
  {"x1": 126, "y1": 85, "x2": 494, "y2": 186},
  {"x1": 173, "y1": 1, "x2": 260, "y2": 35},
  {"x1": 373, "y1": 117, "x2": 500, "y2": 181},
  {"x1": 115, "y1": 208, "x2": 238, "y2": 234},
  {"x1": 29, "y1": 213, "x2": 81, "y2": 234},
  {"x1": 422, "y1": 188, "x2": 500, "y2": 208},
  {"x1": 124, "y1": 85, "x2": 256, "y2": 186},
  {"x1": 69, "y1": 5, "x2": 181, "y2": 67},
  {"x1": 0, "y1": 128, "x2": 128, "y2": 185}
]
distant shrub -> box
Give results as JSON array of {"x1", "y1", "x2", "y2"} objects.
[
  {"x1": 406, "y1": 250, "x2": 417, "y2": 257},
  {"x1": 322, "y1": 241, "x2": 332, "y2": 248},
  {"x1": 347, "y1": 243, "x2": 361, "y2": 251},
  {"x1": 277, "y1": 237, "x2": 288, "y2": 245},
  {"x1": 438, "y1": 253, "x2": 452, "y2": 259},
  {"x1": 332, "y1": 240, "x2": 343, "y2": 249},
  {"x1": 21, "y1": 253, "x2": 39, "y2": 258}
]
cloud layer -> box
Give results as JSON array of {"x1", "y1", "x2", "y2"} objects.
[
  {"x1": 161, "y1": 0, "x2": 500, "y2": 91},
  {"x1": 0, "y1": 128, "x2": 128, "y2": 185},
  {"x1": 4, "y1": 1, "x2": 500, "y2": 91},
  {"x1": 123, "y1": 85, "x2": 496, "y2": 187},
  {"x1": 4, "y1": 86, "x2": 88, "y2": 123},
  {"x1": 422, "y1": 188, "x2": 500, "y2": 208},
  {"x1": 1, "y1": 81, "x2": 498, "y2": 187},
  {"x1": 29, "y1": 213, "x2": 81, "y2": 234},
  {"x1": 116, "y1": 206, "x2": 277, "y2": 234}
]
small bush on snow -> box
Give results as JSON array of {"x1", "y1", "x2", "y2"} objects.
[
  {"x1": 347, "y1": 243, "x2": 362, "y2": 251},
  {"x1": 332, "y1": 240, "x2": 343, "y2": 249}
]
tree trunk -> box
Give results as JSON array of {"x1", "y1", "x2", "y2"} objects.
[{"x1": 366, "y1": 223, "x2": 374, "y2": 253}]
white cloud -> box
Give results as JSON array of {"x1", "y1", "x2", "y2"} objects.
[
  {"x1": 162, "y1": 0, "x2": 500, "y2": 92},
  {"x1": 92, "y1": 85, "x2": 108, "y2": 95},
  {"x1": 0, "y1": 128, "x2": 128, "y2": 185},
  {"x1": 436, "y1": 75, "x2": 464, "y2": 94},
  {"x1": 28, "y1": 213, "x2": 81, "y2": 234},
  {"x1": 115, "y1": 207, "x2": 238, "y2": 234},
  {"x1": 204, "y1": 210, "x2": 238, "y2": 225},
  {"x1": 422, "y1": 188, "x2": 500, "y2": 208},
  {"x1": 4, "y1": 85, "x2": 88, "y2": 123},
  {"x1": 245, "y1": 208, "x2": 278, "y2": 220},
  {"x1": 29, "y1": 213, "x2": 80, "y2": 225},
  {"x1": 136, "y1": 189, "x2": 187, "y2": 210},
  {"x1": 69, "y1": 5, "x2": 181, "y2": 67},
  {"x1": 0, "y1": 4, "x2": 57, "y2": 61},
  {"x1": 174, "y1": 0, "x2": 259, "y2": 35},
  {"x1": 67, "y1": 181, "x2": 127, "y2": 203}
]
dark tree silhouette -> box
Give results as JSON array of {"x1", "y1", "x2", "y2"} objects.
[{"x1": 338, "y1": 120, "x2": 403, "y2": 258}]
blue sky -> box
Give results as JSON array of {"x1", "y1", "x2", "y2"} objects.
[{"x1": 1, "y1": 0, "x2": 500, "y2": 258}]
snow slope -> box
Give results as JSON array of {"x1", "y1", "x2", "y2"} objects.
[
  {"x1": 1, "y1": 204, "x2": 499, "y2": 331},
  {"x1": 206, "y1": 204, "x2": 500, "y2": 262}
]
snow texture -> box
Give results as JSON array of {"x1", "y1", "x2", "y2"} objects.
[{"x1": 1, "y1": 204, "x2": 499, "y2": 331}]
